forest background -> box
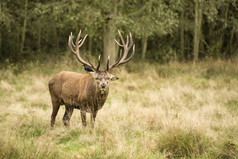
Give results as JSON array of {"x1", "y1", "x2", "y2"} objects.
[{"x1": 1, "y1": 0, "x2": 238, "y2": 64}]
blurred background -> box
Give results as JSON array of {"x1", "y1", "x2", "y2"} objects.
[{"x1": 1, "y1": 0, "x2": 238, "y2": 66}]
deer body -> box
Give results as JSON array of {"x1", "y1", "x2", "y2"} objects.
[
  {"x1": 49, "y1": 30, "x2": 135, "y2": 128},
  {"x1": 49, "y1": 71, "x2": 109, "y2": 128},
  {"x1": 49, "y1": 71, "x2": 108, "y2": 108}
]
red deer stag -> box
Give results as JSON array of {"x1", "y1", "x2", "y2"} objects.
[{"x1": 49, "y1": 30, "x2": 135, "y2": 128}]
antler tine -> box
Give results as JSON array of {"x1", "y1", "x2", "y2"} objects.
[
  {"x1": 68, "y1": 31, "x2": 97, "y2": 71},
  {"x1": 78, "y1": 39, "x2": 82, "y2": 45},
  {"x1": 119, "y1": 33, "x2": 133, "y2": 61},
  {"x1": 69, "y1": 32, "x2": 76, "y2": 48},
  {"x1": 109, "y1": 49, "x2": 122, "y2": 70},
  {"x1": 107, "y1": 31, "x2": 135, "y2": 71},
  {"x1": 125, "y1": 35, "x2": 129, "y2": 47},
  {"x1": 71, "y1": 40, "x2": 76, "y2": 47},
  {"x1": 96, "y1": 55, "x2": 101, "y2": 71},
  {"x1": 86, "y1": 55, "x2": 96, "y2": 69},
  {"x1": 114, "y1": 39, "x2": 123, "y2": 47},
  {"x1": 129, "y1": 33, "x2": 133, "y2": 48},
  {"x1": 78, "y1": 34, "x2": 88, "y2": 48},
  {"x1": 68, "y1": 33, "x2": 76, "y2": 54},
  {"x1": 106, "y1": 55, "x2": 110, "y2": 71},
  {"x1": 76, "y1": 30, "x2": 81, "y2": 44},
  {"x1": 118, "y1": 44, "x2": 135, "y2": 65},
  {"x1": 118, "y1": 30, "x2": 125, "y2": 45}
]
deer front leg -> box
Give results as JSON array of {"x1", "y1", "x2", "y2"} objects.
[
  {"x1": 80, "y1": 110, "x2": 87, "y2": 127},
  {"x1": 90, "y1": 111, "x2": 97, "y2": 129},
  {"x1": 62, "y1": 105, "x2": 74, "y2": 127}
]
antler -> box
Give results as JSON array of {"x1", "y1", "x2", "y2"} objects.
[
  {"x1": 68, "y1": 30, "x2": 101, "y2": 71},
  {"x1": 106, "y1": 30, "x2": 135, "y2": 71}
]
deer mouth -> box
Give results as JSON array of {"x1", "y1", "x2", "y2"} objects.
[
  {"x1": 100, "y1": 88, "x2": 106, "y2": 91},
  {"x1": 100, "y1": 89, "x2": 106, "y2": 94}
]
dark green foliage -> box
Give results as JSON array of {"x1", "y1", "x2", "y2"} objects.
[{"x1": 0, "y1": 0, "x2": 237, "y2": 64}]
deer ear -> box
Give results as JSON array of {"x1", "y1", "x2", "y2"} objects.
[
  {"x1": 89, "y1": 72, "x2": 96, "y2": 78},
  {"x1": 110, "y1": 75, "x2": 119, "y2": 81}
]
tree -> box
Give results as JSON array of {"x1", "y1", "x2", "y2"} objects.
[
  {"x1": 19, "y1": 0, "x2": 28, "y2": 56},
  {"x1": 1, "y1": 0, "x2": 238, "y2": 64},
  {"x1": 193, "y1": 0, "x2": 203, "y2": 62},
  {"x1": 0, "y1": 1, "x2": 12, "y2": 58},
  {"x1": 120, "y1": 0, "x2": 179, "y2": 60}
]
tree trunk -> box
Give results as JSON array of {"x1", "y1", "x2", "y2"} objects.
[
  {"x1": 180, "y1": 9, "x2": 185, "y2": 61},
  {"x1": 193, "y1": 0, "x2": 202, "y2": 63},
  {"x1": 103, "y1": 0, "x2": 120, "y2": 65},
  {"x1": 228, "y1": 26, "x2": 235, "y2": 57},
  {"x1": 19, "y1": 0, "x2": 28, "y2": 56},
  {"x1": 16, "y1": 31, "x2": 20, "y2": 60},
  {"x1": 50, "y1": 25, "x2": 59, "y2": 62},
  {"x1": 103, "y1": 20, "x2": 116, "y2": 65},
  {"x1": 56, "y1": 28, "x2": 59, "y2": 61},
  {"x1": 141, "y1": 35, "x2": 148, "y2": 59},
  {"x1": 88, "y1": 35, "x2": 92, "y2": 56},
  {"x1": 37, "y1": 23, "x2": 41, "y2": 54},
  {"x1": 0, "y1": 30, "x2": 2, "y2": 56},
  {"x1": 186, "y1": 33, "x2": 191, "y2": 60},
  {"x1": 53, "y1": 0, "x2": 59, "y2": 62}
]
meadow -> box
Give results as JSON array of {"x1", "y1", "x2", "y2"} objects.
[{"x1": 0, "y1": 58, "x2": 237, "y2": 159}]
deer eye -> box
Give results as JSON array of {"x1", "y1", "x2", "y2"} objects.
[
  {"x1": 95, "y1": 77, "x2": 100, "y2": 80},
  {"x1": 106, "y1": 77, "x2": 110, "y2": 80}
]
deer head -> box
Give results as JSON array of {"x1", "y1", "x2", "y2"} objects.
[{"x1": 68, "y1": 30, "x2": 135, "y2": 91}]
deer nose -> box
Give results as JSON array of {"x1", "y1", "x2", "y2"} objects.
[{"x1": 101, "y1": 83, "x2": 106, "y2": 88}]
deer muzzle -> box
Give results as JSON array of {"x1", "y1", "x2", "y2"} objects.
[{"x1": 101, "y1": 83, "x2": 106, "y2": 89}]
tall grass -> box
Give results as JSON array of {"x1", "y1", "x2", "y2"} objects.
[{"x1": 0, "y1": 58, "x2": 237, "y2": 158}]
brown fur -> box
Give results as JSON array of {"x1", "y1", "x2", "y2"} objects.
[{"x1": 49, "y1": 71, "x2": 109, "y2": 128}]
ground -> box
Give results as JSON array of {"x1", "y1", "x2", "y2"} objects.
[{"x1": 0, "y1": 59, "x2": 237, "y2": 158}]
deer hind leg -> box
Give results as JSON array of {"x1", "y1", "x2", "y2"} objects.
[
  {"x1": 80, "y1": 110, "x2": 87, "y2": 127},
  {"x1": 62, "y1": 105, "x2": 74, "y2": 127},
  {"x1": 90, "y1": 111, "x2": 97, "y2": 129},
  {"x1": 51, "y1": 99, "x2": 60, "y2": 128}
]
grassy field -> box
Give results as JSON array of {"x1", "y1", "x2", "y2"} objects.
[{"x1": 0, "y1": 58, "x2": 238, "y2": 159}]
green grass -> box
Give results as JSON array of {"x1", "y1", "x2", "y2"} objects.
[
  {"x1": 224, "y1": 100, "x2": 238, "y2": 115},
  {"x1": 0, "y1": 58, "x2": 238, "y2": 158},
  {"x1": 157, "y1": 129, "x2": 210, "y2": 158}
]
